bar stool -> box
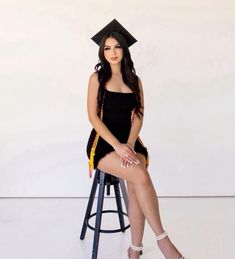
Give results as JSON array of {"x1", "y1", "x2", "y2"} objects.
[{"x1": 80, "y1": 168, "x2": 130, "y2": 259}]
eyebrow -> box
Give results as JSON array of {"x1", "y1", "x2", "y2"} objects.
[{"x1": 104, "y1": 44, "x2": 120, "y2": 47}]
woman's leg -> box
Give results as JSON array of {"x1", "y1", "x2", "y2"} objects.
[
  {"x1": 97, "y1": 151, "x2": 183, "y2": 258},
  {"x1": 126, "y1": 153, "x2": 146, "y2": 258},
  {"x1": 127, "y1": 181, "x2": 145, "y2": 259}
]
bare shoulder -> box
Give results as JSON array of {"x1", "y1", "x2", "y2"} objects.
[
  {"x1": 89, "y1": 71, "x2": 99, "y2": 84},
  {"x1": 88, "y1": 72, "x2": 99, "y2": 92}
]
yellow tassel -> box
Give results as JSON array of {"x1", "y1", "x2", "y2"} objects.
[
  {"x1": 88, "y1": 133, "x2": 99, "y2": 178},
  {"x1": 88, "y1": 146, "x2": 95, "y2": 177},
  {"x1": 88, "y1": 92, "x2": 106, "y2": 177}
]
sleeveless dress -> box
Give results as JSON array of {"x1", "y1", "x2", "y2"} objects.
[{"x1": 86, "y1": 88, "x2": 149, "y2": 176}]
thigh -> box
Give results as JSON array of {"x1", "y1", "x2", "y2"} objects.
[{"x1": 97, "y1": 151, "x2": 149, "y2": 184}]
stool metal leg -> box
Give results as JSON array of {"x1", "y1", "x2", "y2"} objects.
[
  {"x1": 119, "y1": 179, "x2": 129, "y2": 212},
  {"x1": 80, "y1": 169, "x2": 99, "y2": 240},
  {"x1": 113, "y1": 183, "x2": 125, "y2": 231},
  {"x1": 92, "y1": 170, "x2": 106, "y2": 259}
]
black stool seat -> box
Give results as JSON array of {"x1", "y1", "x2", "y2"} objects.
[{"x1": 80, "y1": 169, "x2": 130, "y2": 259}]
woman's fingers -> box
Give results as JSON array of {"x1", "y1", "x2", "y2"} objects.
[
  {"x1": 115, "y1": 143, "x2": 140, "y2": 166},
  {"x1": 121, "y1": 158, "x2": 130, "y2": 168},
  {"x1": 123, "y1": 146, "x2": 139, "y2": 163},
  {"x1": 120, "y1": 156, "x2": 139, "y2": 168},
  {"x1": 124, "y1": 153, "x2": 139, "y2": 164},
  {"x1": 120, "y1": 157, "x2": 127, "y2": 168},
  {"x1": 127, "y1": 143, "x2": 136, "y2": 154}
]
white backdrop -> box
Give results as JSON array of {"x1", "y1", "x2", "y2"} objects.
[{"x1": 0, "y1": 0, "x2": 234, "y2": 197}]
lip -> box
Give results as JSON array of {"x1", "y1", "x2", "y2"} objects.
[{"x1": 110, "y1": 57, "x2": 118, "y2": 60}]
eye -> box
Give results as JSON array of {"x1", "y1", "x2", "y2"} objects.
[
  {"x1": 104, "y1": 47, "x2": 110, "y2": 51},
  {"x1": 116, "y1": 45, "x2": 122, "y2": 49}
]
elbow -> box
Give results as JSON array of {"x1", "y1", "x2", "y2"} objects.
[
  {"x1": 136, "y1": 114, "x2": 143, "y2": 125},
  {"x1": 88, "y1": 113, "x2": 98, "y2": 125},
  {"x1": 88, "y1": 114, "x2": 94, "y2": 124}
]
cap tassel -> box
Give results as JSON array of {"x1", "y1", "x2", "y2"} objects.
[{"x1": 88, "y1": 132, "x2": 100, "y2": 178}]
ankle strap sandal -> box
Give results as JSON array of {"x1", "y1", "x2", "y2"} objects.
[
  {"x1": 156, "y1": 231, "x2": 168, "y2": 240},
  {"x1": 128, "y1": 243, "x2": 143, "y2": 257},
  {"x1": 130, "y1": 243, "x2": 143, "y2": 253}
]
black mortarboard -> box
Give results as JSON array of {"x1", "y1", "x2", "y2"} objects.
[{"x1": 91, "y1": 18, "x2": 137, "y2": 47}]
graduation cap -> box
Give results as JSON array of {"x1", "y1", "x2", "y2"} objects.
[{"x1": 91, "y1": 18, "x2": 137, "y2": 47}]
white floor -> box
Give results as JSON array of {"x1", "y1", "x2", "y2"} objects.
[{"x1": 0, "y1": 197, "x2": 234, "y2": 259}]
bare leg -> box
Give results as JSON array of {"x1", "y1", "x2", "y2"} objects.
[
  {"x1": 97, "y1": 151, "x2": 183, "y2": 259},
  {"x1": 127, "y1": 181, "x2": 145, "y2": 259},
  {"x1": 127, "y1": 153, "x2": 149, "y2": 258}
]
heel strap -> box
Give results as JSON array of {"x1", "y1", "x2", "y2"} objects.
[
  {"x1": 156, "y1": 231, "x2": 168, "y2": 240},
  {"x1": 130, "y1": 243, "x2": 143, "y2": 251}
]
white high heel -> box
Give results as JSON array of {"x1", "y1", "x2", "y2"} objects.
[
  {"x1": 127, "y1": 243, "x2": 143, "y2": 258},
  {"x1": 156, "y1": 231, "x2": 185, "y2": 259}
]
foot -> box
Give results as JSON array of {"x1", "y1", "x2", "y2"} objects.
[
  {"x1": 127, "y1": 243, "x2": 143, "y2": 259},
  {"x1": 156, "y1": 231, "x2": 184, "y2": 259},
  {"x1": 127, "y1": 246, "x2": 141, "y2": 259}
]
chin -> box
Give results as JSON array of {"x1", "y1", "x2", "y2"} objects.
[{"x1": 109, "y1": 59, "x2": 121, "y2": 64}]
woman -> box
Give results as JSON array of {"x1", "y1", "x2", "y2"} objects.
[{"x1": 86, "y1": 19, "x2": 184, "y2": 259}]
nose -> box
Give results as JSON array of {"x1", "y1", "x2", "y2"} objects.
[{"x1": 111, "y1": 48, "x2": 116, "y2": 55}]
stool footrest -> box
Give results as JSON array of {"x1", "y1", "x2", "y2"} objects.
[{"x1": 87, "y1": 210, "x2": 130, "y2": 233}]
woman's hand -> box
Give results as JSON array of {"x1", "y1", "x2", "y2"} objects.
[{"x1": 113, "y1": 142, "x2": 139, "y2": 168}]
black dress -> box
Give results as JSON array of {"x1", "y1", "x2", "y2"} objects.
[{"x1": 86, "y1": 88, "x2": 149, "y2": 174}]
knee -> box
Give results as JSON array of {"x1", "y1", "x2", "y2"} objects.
[{"x1": 132, "y1": 166, "x2": 150, "y2": 185}]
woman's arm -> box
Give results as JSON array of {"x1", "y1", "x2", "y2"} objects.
[
  {"x1": 127, "y1": 76, "x2": 144, "y2": 148},
  {"x1": 87, "y1": 72, "x2": 139, "y2": 163}
]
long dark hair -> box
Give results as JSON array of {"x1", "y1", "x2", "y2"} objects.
[{"x1": 94, "y1": 32, "x2": 144, "y2": 118}]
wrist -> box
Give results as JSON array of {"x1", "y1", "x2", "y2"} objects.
[
  {"x1": 127, "y1": 141, "x2": 135, "y2": 148},
  {"x1": 111, "y1": 139, "x2": 121, "y2": 149}
]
